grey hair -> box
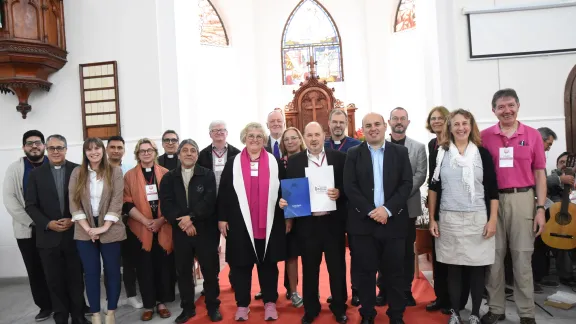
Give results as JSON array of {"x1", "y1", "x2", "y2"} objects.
[
  {"x1": 177, "y1": 139, "x2": 199, "y2": 155},
  {"x1": 538, "y1": 127, "x2": 557, "y2": 141},
  {"x1": 209, "y1": 120, "x2": 227, "y2": 131},
  {"x1": 240, "y1": 122, "x2": 268, "y2": 145},
  {"x1": 46, "y1": 134, "x2": 68, "y2": 147},
  {"x1": 329, "y1": 109, "x2": 347, "y2": 121}
]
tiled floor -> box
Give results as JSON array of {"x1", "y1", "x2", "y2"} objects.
[{"x1": 1, "y1": 254, "x2": 575, "y2": 323}]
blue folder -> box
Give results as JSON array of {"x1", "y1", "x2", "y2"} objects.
[{"x1": 281, "y1": 178, "x2": 311, "y2": 218}]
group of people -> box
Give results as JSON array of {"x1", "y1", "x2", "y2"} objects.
[{"x1": 3, "y1": 87, "x2": 574, "y2": 324}]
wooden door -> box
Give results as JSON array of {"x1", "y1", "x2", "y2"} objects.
[{"x1": 564, "y1": 65, "x2": 576, "y2": 153}]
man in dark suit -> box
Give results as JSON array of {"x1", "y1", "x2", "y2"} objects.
[
  {"x1": 25, "y1": 134, "x2": 90, "y2": 324},
  {"x1": 343, "y1": 113, "x2": 412, "y2": 324},
  {"x1": 264, "y1": 108, "x2": 285, "y2": 159},
  {"x1": 160, "y1": 139, "x2": 222, "y2": 323},
  {"x1": 158, "y1": 130, "x2": 181, "y2": 170},
  {"x1": 282, "y1": 122, "x2": 348, "y2": 324}
]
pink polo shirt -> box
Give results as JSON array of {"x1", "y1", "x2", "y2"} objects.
[{"x1": 480, "y1": 122, "x2": 546, "y2": 190}]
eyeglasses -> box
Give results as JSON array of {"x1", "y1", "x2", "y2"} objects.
[
  {"x1": 391, "y1": 116, "x2": 407, "y2": 122},
  {"x1": 25, "y1": 140, "x2": 43, "y2": 147},
  {"x1": 283, "y1": 136, "x2": 300, "y2": 142},
  {"x1": 210, "y1": 128, "x2": 227, "y2": 134},
  {"x1": 138, "y1": 149, "x2": 156, "y2": 155},
  {"x1": 162, "y1": 138, "x2": 178, "y2": 144},
  {"x1": 430, "y1": 116, "x2": 445, "y2": 122},
  {"x1": 247, "y1": 134, "x2": 264, "y2": 141},
  {"x1": 47, "y1": 146, "x2": 66, "y2": 153}
]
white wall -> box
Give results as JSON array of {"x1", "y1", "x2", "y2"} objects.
[
  {"x1": 0, "y1": 0, "x2": 167, "y2": 278},
  {"x1": 452, "y1": 0, "x2": 576, "y2": 170}
]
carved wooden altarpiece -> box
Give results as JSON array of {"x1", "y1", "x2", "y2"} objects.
[{"x1": 284, "y1": 58, "x2": 357, "y2": 137}]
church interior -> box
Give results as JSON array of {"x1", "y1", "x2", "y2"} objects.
[{"x1": 1, "y1": 0, "x2": 576, "y2": 323}]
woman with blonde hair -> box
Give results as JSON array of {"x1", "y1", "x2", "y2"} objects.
[
  {"x1": 69, "y1": 137, "x2": 125, "y2": 324},
  {"x1": 428, "y1": 109, "x2": 499, "y2": 324},
  {"x1": 217, "y1": 122, "x2": 286, "y2": 321},
  {"x1": 123, "y1": 138, "x2": 175, "y2": 321},
  {"x1": 426, "y1": 106, "x2": 450, "y2": 152}
]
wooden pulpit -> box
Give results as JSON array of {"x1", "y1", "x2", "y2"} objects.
[{"x1": 284, "y1": 59, "x2": 357, "y2": 137}]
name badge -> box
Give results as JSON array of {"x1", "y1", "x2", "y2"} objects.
[
  {"x1": 499, "y1": 147, "x2": 514, "y2": 168},
  {"x1": 214, "y1": 157, "x2": 225, "y2": 172},
  {"x1": 145, "y1": 184, "x2": 159, "y2": 201},
  {"x1": 250, "y1": 162, "x2": 259, "y2": 177}
]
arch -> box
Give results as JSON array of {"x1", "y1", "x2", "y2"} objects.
[
  {"x1": 281, "y1": 0, "x2": 343, "y2": 85},
  {"x1": 394, "y1": 0, "x2": 416, "y2": 32},
  {"x1": 564, "y1": 65, "x2": 576, "y2": 152},
  {"x1": 199, "y1": 0, "x2": 229, "y2": 46}
]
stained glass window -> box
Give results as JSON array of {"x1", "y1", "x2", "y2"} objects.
[
  {"x1": 281, "y1": 0, "x2": 343, "y2": 85},
  {"x1": 395, "y1": 0, "x2": 416, "y2": 32},
  {"x1": 199, "y1": 0, "x2": 229, "y2": 46}
]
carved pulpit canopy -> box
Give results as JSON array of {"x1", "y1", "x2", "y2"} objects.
[
  {"x1": 284, "y1": 57, "x2": 357, "y2": 137},
  {"x1": 0, "y1": 0, "x2": 68, "y2": 118}
]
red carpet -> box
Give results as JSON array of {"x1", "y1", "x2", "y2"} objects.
[{"x1": 187, "y1": 250, "x2": 448, "y2": 323}]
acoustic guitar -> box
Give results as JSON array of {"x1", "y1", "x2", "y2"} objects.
[{"x1": 542, "y1": 155, "x2": 576, "y2": 250}]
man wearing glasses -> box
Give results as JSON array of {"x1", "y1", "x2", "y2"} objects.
[
  {"x1": 3, "y1": 130, "x2": 53, "y2": 322},
  {"x1": 159, "y1": 130, "x2": 180, "y2": 171},
  {"x1": 265, "y1": 108, "x2": 286, "y2": 159},
  {"x1": 25, "y1": 135, "x2": 90, "y2": 324}
]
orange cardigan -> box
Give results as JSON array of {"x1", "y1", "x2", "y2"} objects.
[{"x1": 123, "y1": 164, "x2": 172, "y2": 253}]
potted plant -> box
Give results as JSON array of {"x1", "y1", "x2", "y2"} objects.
[{"x1": 354, "y1": 128, "x2": 365, "y2": 142}]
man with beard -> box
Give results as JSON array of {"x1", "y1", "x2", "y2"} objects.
[
  {"x1": 159, "y1": 130, "x2": 181, "y2": 171},
  {"x1": 265, "y1": 108, "x2": 286, "y2": 159},
  {"x1": 3, "y1": 130, "x2": 53, "y2": 321},
  {"x1": 377, "y1": 107, "x2": 427, "y2": 307},
  {"x1": 344, "y1": 113, "x2": 412, "y2": 324},
  {"x1": 105, "y1": 136, "x2": 144, "y2": 310},
  {"x1": 325, "y1": 109, "x2": 361, "y2": 153}
]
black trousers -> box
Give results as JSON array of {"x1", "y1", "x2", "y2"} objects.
[
  {"x1": 348, "y1": 234, "x2": 358, "y2": 293},
  {"x1": 351, "y1": 234, "x2": 405, "y2": 321},
  {"x1": 447, "y1": 265, "x2": 485, "y2": 317},
  {"x1": 38, "y1": 243, "x2": 85, "y2": 324},
  {"x1": 231, "y1": 239, "x2": 279, "y2": 307},
  {"x1": 174, "y1": 234, "x2": 221, "y2": 313},
  {"x1": 432, "y1": 239, "x2": 470, "y2": 309},
  {"x1": 121, "y1": 220, "x2": 138, "y2": 298},
  {"x1": 377, "y1": 218, "x2": 416, "y2": 295},
  {"x1": 299, "y1": 218, "x2": 347, "y2": 317},
  {"x1": 128, "y1": 230, "x2": 176, "y2": 309},
  {"x1": 16, "y1": 230, "x2": 52, "y2": 311},
  {"x1": 532, "y1": 235, "x2": 550, "y2": 282}
]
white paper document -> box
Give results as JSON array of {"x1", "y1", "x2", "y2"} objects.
[{"x1": 305, "y1": 165, "x2": 337, "y2": 213}]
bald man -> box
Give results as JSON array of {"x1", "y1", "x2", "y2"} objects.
[
  {"x1": 280, "y1": 122, "x2": 348, "y2": 324},
  {"x1": 265, "y1": 109, "x2": 286, "y2": 159},
  {"x1": 343, "y1": 113, "x2": 412, "y2": 324}
]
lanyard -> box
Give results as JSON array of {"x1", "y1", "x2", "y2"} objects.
[
  {"x1": 212, "y1": 147, "x2": 227, "y2": 159},
  {"x1": 308, "y1": 153, "x2": 326, "y2": 167},
  {"x1": 330, "y1": 137, "x2": 347, "y2": 151},
  {"x1": 145, "y1": 170, "x2": 155, "y2": 185}
]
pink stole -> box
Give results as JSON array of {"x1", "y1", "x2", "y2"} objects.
[{"x1": 241, "y1": 148, "x2": 269, "y2": 239}]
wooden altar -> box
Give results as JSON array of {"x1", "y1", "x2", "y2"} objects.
[{"x1": 284, "y1": 60, "x2": 357, "y2": 137}]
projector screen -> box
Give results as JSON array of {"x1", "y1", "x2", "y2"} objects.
[{"x1": 466, "y1": 3, "x2": 576, "y2": 59}]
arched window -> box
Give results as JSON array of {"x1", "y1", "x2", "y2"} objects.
[
  {"x1": 281, "y1": 0, "x2": 343, "y2": 85},
  {"x1": 199, "y1": 0, "x2": 229, "y2": 46},
  {"x1": 394, "y1": 0, "x2": 416, "y2": 32}
]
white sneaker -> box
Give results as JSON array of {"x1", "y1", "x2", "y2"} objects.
[{"x1": 126, "y1": 296, "x2": 143, "y2": 309}]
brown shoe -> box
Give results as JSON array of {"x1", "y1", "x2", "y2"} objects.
[
  {"x1": 141, "y1": 310, "x2": 153, "y2": 321},
  {"x1": 157, "y1": 307, "x2": 171, "y2": 319}
]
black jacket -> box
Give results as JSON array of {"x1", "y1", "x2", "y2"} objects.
[
  {"x1": 428, "y1": 146, "x2": 499, "y2": 221},
  {"x1": 197, "y1": 143, "x2": 241, "y2": 171},
  {"x1": 343, "y1": 141, "x2": 412, "y2": 237},
  {"x1": 158, "y1": 153, "x2": 181, "y2": 171},
  {"x1": 159, "y1": 164, "x2": 218, "y2": 242},
  {"x1": 285, "y1": 149, "x2": 347, "y2": 237},
  {"x1": 25, "y1": 161, "x2": 78, "y2": 248}
]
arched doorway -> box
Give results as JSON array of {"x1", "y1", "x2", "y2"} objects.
[{"x1": 564, "y1": 65, "x2": 576, "y2": 152}]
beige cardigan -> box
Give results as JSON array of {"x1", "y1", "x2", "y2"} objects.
[
  {"x1": 2, "y1": 158, "x2": 34, "y2": 239},
  {"x1": 68, "y1": 166, "x2": 126, "y2": 243}
]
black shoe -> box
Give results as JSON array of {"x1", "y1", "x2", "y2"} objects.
[
  {"x1": 255, "y1": 292, "x2": 263, "y2": 300},
  {"x1": 425, "y1": 300, "x2": 444, "y2": 312},
  {"x1": 375, "y1": 293, "x2": 387, "y2": 307},
  {"x1": 327, "y1": 295, "x2": 333, "y2": 303},
  {"x1": 286, "y1": 291, "x2": 291, "y2": 300},
  {"x1": 351, "y1": 295, "x2": 360, "y2": 307},
  {"x1": 208, "y1": 309, "x2": 223, "y2": 322},
  {"x1": 175, "y1": 309, "x2": 196, "y2": 324},
  {"x1": 334, "y1": 314, "x2": 348, "y2": 324},
  {"x1": 441, "y1": 308, "x2": 451, "y2": 315},
  {"x1": 539, "y1": 278, "x2": 559, "y2": 287},
  {"x1": 201, "y1": 289, "x2": 206, "y2": 296},
  {"x1": 405, "y1": 293, "x2": 416, "y2": 306},
  {"x1": 560, "y1": 277, "x2": 576, "y2": 287},
  {"x1": 519, "y1": 317, "x2": 536, "y2": 324},
  {"x1": 35, "y1": 309, "x2": 53, "y2": 322},
  {"x1": 71, "y1": 317, "x2": 91, "y2": 324},
  {"x1": 533, "y1": 282, "x2": 544, "y2": 294},
  {"x1": 301, "y1": 314, "x2": 315, "y2": 324},
  {"x1": 360, "y1": 317, "x2": 374, "y2": 324},
  {"x1": 480, "y1": 311, "x2": 506, "y2": 324},
  {"x1": 505, "y1": 287, "x2": 513, "y2": 296}
]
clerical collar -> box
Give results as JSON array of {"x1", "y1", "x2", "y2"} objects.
[
  {"x1": 332, "y1": 137, "x2": 346, "y2": 145},
  {"x1": 49, "y1": 161, "x2": 65, "y2": 169},
  {"x1": 142, "y1": 165, "x2": 154, "y2": 172},
  {"x1": 167, "y1": 154, "x2": 174, "y2": 158}
]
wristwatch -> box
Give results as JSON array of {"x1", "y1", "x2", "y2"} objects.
[{"x1": 536, "y1": 205, "x2": 545, "y2": 211}]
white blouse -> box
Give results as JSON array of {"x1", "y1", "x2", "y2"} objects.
[{"x1": 72, "y1": 167, "x2": 119, "y2": 223}]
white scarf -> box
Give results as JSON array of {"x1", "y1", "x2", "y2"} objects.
[{"x1": 432, "y1": 142, "x2": 479, "y2": 201}]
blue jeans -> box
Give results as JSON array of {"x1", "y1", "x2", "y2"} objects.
[{"x1": 76, "y1": 239, "x2": 122, "y2": 313}]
